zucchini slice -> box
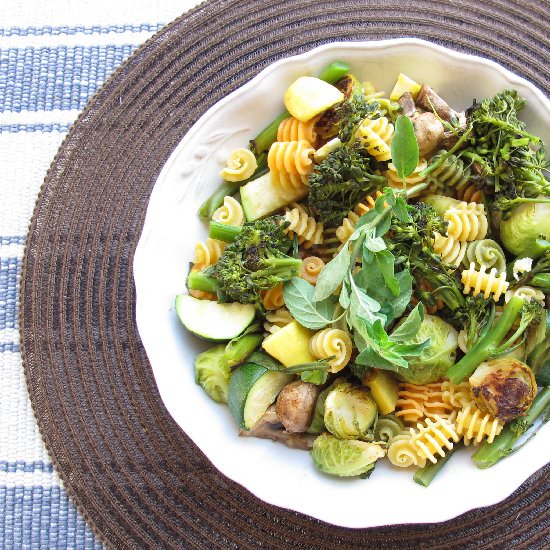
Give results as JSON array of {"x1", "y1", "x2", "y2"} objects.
[{"x1": 175, "y1": 294, "x2": 255, "y2": 341}]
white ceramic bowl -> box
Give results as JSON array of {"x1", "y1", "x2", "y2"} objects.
[{"x1": 133, "y1": 39, "x2": 550, "y2": 528}]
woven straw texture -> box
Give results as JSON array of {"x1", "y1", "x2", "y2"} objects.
[{"x1": 20, "y1": 0, "x2": 549, "y2": 548}]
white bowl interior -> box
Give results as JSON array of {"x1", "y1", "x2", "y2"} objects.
[{"x1": 133, "y1": 39, "x2": 550, "y2": 528}]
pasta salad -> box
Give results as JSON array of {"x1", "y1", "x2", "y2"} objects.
[{"x1": 176, "y1": 62, "x2": 550, "y2": 484}]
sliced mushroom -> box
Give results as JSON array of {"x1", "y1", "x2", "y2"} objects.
[
  {"x1": 412, "y1": 112, "x2": 444, "y2": 157},
  {"x1": 239, "y1": 405, "x2": 317, "y2": 450},
  {"x1": 416, "y1": 84, "x2": 457, "y2": 122},
  {"x1": 398, "y1": 92, "x2": 416, "y2": 118},
  {"x1": 276, "y1": 381, "x2": 320, "y2": 433}
]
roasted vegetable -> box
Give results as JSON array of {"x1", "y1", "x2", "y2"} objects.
[
  {"x1": 212, "y1": 217, "x2": 302, "y2": 304},
  {"x1": 311, "y1": 433, "x2": 385, "y2": 477},
  {"x1": 323, "y1": 382, "x2": 378, "y2": 439},
  {"x1": 500, "y1": 201, "x2": 550, "y2": 257},
  {"x1": 194, "y1": 345, "x2": 231, "y2": 403},
  {"x1": 472, "y1": 387, "x2": 550, "y2": 469},
  {"x1": 275, "y1": 381, "x2": 320, "y2": 433},
  {"x1": 469, "y1": 358, "x2": 537, "y2": 422},
  {"x1": 307, "y1": 143, "x2": 387, "y2": 227},
  {"x1": 392, "y1": 314, "x2": 459, "y2": 384}
]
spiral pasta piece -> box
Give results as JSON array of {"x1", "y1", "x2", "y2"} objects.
[
  {"x1": 411, "y1": 416, "x2": 460, "y2": 464},
  {"x1": 456, "y1": 182, "x2": 484, "y2": 203},
  {"x1": 277, "y1": 116, "x2": 317, "y2": 144},
  {"x1": 300, "y1": 256, "x2": 325, "y2": 285},
  {"x1": 373, "y1": 415, "x2": 404, "y2": 443},
  {"x1": 263, "y1": 307, "x2": 294, "y2": 335},
  {"x1": 283, "y1": 203, "x2": 324, "y2": 248},
  {"x1": 356, "y1": 117, "x2": 394, "y2": 161},
  {"x1": 387, "y1": 431, "x2": 427, "y2": 468},
  {"x1": 194, "y1": 238, "x2": 226, "y2": 270},
  {"x1": 385, "y1": 158, "x2": 428, "y2": 187},
  {"x1": 212, "y1": 195, "x2": 244, "y2": 226},
  {"x1": 505, "y1": 286, "x2": 545, "y2": 306},
  {"x1": 220, "y1": 148, "x2": 257, "y2": 182},
  {"x1": 433, "y1": 232, "x2": 468, "y2": 267},
  {"x1": 426, "y1": 151, "x2": 471, "y2": 190},
  {"x1": 462, "y1": 239, "x2": 506, "y2": 274},
  {"x1": 336, "y1": 191, "x2": 383, "y2": 245},
  {"x1": 445, "y1": 202, "x2": 488, "y2": 242},
  {"x1": 262, "y1": 284, "x2": 284, "y2": 310},
  {"x1": 456, "y1": 401, "x2": 504, "y2": 446},
  {"x1": 309, "y1": 328, "x2": 352, "y2": 373},
  {"x1": 461, "y1": 263, "x2": 509, "y2": 301},
  {"x1": 268, "y1": 140, "x2": 314, "y2": 176},
  {"x1": 395, "y1": 382, "x2": 457, "y2": 424},
  {"x1": 441, "y1": 381, "x2": 472, "y2": 408},
  {"x1": 316, "y1": 227, "x2": 340, "y2": 260},
  {"x1": 268, "y1": 140, "x2": 314, "y2": 198}
]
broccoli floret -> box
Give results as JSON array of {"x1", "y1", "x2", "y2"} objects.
[
  {"x1": 387, "y1": 202, "x2": 465, "y2": 314},
  {"x1": 212, "y1": 217, "x2": 302, "y2": 304},
  {"x1": 462, "y1": 89, "x2": 550, "y2": 199},
  {"x1": 307, "y1": 143, "x2": 387, "y2": 227}
]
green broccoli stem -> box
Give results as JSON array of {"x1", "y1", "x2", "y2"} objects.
[
  {"x1": 317, "y1": 61, "x2": 352, "y2": 84},
  {"x1": 251, "y1": 111, "x2": 290, "y2": 154},
  {"x1": 255, "y1": 257, "x2": 302, "y2": 280},
  {"x1": 250, "y1": 61, "x2": 351, "y2": 155},
  {"x1": 209, "y1": 221, "x2": 242, "y2": 242},
  {"x1": 222, "y1": 333, "x2": 263, "y2": 368},
  {"x1": 447, "y1": 296, "x2": 525, "y2": 384},
  {"x1": 186, "y1": 270, "x2": 218, "y2": 294},
  {"x1": 198, "y1": 153, "x2": 268, "y2": 220},
  {"x1": 472, "y1": 387, "x2": 550, "y2": 469},
  {"x1": 530, "y1": 273, "x2": 550, "y2": 292},
  {"x1": 413, "y1": 444, "x2": 462, "y2": 487}
]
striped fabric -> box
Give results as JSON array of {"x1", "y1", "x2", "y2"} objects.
[{"x1": 0, "y1": 2, "x2": 199, "y2": 548}]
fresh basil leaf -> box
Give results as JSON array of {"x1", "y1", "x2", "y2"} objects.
[
  {"x1": 375, "y1": 249, "x2": 400, "y2": 297},
  {"x1": 393, "y1": 340, "x2": 431, "y2": 356},
  {"x1": 391, "y1": 115, "x2": 420, "y2": 180},
  {"x1": 392, "y1": 196, "x2": 411, "y2": 223},
  {"x1": 355, "y1": 346, "x2": 408, "y2": 370},
  {"x1": 339, "y1": 275, "x2": 351, "y2": 309},
  {"x1": 375, "y1": 211, "x2": 392, "y2": 237},
  {"x1": 283, "y1": 277, "x2": 335, "y2": 329},
  {"x1": 364, "y1": 232, "x2": 386, "y2": 253},
  {"x1": 391, "y1": 303, "x2": 425, "y2": 342},
  {"x1": 301, "y1": 369, "x2": 329, "y2": 385},
  {"x1": 313, "y1": 244, "x2": 351, "y2": 301},
  {"x1": 349, "y1": 277, "x2": 383, "y2": 326}
]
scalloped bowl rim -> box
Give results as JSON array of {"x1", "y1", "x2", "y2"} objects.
[{"x1": 134, "y1": 38, "x2": 550, "y2": 528}]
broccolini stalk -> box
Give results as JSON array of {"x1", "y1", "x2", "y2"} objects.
[
  {"x1": 493, "y1": 195, "x2": 550, "y2": 214},
  {"x1": 472, "y1": 387, "x2": 550, "y2": 469},
  {"x1": 221, "y1": 332, "x2": 263, "y2": 369},
  {"x1": 447, "y1": 295, "x2": 527, "y2": 384},
  {"x1": 316, "y1": 61, "x2": 352, "y2": 84},
  {"x1": 187, "y1": 270, "x2": 218, "y2": 294},
  {"x1": 209, "y1": 221, "x2": 242, "y2": 242},
  {"x1": 198, "y1": 152, "x2": 268, "y2": 220},
  {"x1": 413, "y1": 444, "x2": 462, "y2": 487}
]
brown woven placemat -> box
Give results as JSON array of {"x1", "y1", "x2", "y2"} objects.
[{"x1": 20, "y1": 0, "x2": 550, "y2": 548}]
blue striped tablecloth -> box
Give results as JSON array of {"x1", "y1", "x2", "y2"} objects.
[{"x1": 0, "y1": 3, "x2": 199, "y2": 547}]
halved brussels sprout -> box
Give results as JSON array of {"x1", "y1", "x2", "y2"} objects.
[
  {"x1": 323, "y1": 382, "x2": 378, "y2": 440},
  {"x1": 500, "y1": 202, "x2": 550, "y2": 257},
  {"x1": 394, "y1": 314, "x2": 459, "y2": 384},
  {"x1": 311, "y1": 433, "x2": 385, "y2": 477},
  {"x1": 194, "y1": 344, "x2": 230, "y2": 403},
  {"x1": 469, "y1": 358, "x2": 537, "y2": 421}
]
